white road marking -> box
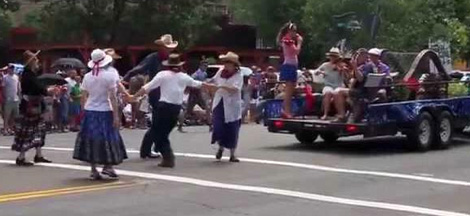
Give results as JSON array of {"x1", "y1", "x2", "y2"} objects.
[
  {"x1": 1, "y1": 146, "x2": 470, "y2": 188},
  {"x1": 0, "y1": 160, "x2": 467, "y2": 216}
]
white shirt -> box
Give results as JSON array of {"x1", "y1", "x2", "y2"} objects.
[
  {"x1": 65, "y1": 77, "x2": 77, "y2": 96},
  {"x1": 81, "y1": 67, "x2": 120, "y2": 111},
  {"x1": 2, "y1": 74, "x2": 20, "y2": 102},
  {"x1": 211, "y1": 70, "x2": 243, "y2": 123},
  {"x1": 143, "y1": 70, "x2": 202, "y2": 105}
]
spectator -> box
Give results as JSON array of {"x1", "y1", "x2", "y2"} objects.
[
  {"x1": 69, "y1": 75, "x2": 82, "y2": 131},
  {"x1": 128, "y1": 74, "x2": 146, "y2": 129},
  {"x1": 2, "y1": 64, "x2": 21, "y2": 135},
  {"x1": 188, "y1": 60, "x2": 212, "y2": 130},
  {"x1": 65, "y1": 69, "x2": 78, "y2": 131},
  {"x1": 0, "y1": 68, "x2": 4, "y2": 133}
]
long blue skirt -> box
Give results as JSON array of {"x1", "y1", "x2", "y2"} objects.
[
  {"x1": 73, "y1": 111, "x2": 127, "y2": 165},
  {"x1": 211, "y1": 100, "x2": 241, "y2": 149}
]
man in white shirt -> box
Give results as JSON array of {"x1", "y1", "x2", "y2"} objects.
[
  {"x1": 2, "y1": 65, "x2": 21, "y2": 134},
  {"x1": 131, "y1": 54, "x2": 208, "y2": 168}
]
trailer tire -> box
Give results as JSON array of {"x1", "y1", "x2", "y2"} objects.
[
  {"x1": 433, "y1": 111, "x2": 453, "y2": 149},
  {"x1": 295, "y1": 131, "x2": 318, "y2": 145},
  {"x1": 320, "y1": 133, "x2": 339, "y2": 143},
  {"x1": 407, "y1": 112, "x2": 434, "y2": 152}
]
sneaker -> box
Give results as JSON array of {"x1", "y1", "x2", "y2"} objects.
[
  {"x1": 90, "y1": 171, "x2": 103, "y2": 180},
  {"x1": 229, "y1": 157, "x2": 240, "y2": 163},
  {"x1": 34, "y1": 156, "x2": 52, "y2": 163},
  {"x1": 16, "y1": 158, "x2": 34, "y2": 166},
  {"x1": 215, "y1": 149, "x2": 223, "y2": 160},
  {"x1": 101, "y1": 168, "x2": 119, "y2": 179}
]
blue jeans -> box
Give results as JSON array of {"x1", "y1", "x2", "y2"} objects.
[{"x1": 59, "y1": 97, "x2": 69, "y2": 125}]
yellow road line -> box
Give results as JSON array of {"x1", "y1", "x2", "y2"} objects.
[{"x1": 0, "y1": 181, "x2": 137, "y2": 203}]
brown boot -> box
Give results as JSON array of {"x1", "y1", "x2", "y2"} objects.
[{"x1": 158, "y1": 156, "x2": 175, "y2": 168}]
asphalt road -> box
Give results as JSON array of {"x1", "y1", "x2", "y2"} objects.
[{"x1": 1, "y1": 125, "x2": 470, "y2": 216}]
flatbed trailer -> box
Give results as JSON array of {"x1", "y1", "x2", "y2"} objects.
[{"x1": 265, "y1": 95, "x2": 470, "y2": 151}]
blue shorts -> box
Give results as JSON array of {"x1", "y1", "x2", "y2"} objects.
[{"x1": 280, "y1": 64, "x2": 298, "y2": 82}]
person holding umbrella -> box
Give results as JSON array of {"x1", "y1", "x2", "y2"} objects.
[
  {"x1": 12, "y1": 50, "x2": 55, "y2": 166},
  {"x1": 73, "y1": 49, "x2": 127, "y2": 180}
]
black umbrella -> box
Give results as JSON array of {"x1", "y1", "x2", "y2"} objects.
[
  {"x1": 37, "y1": 73, "x2": 67, "y2": 86},
  {"x1": 51, "y1": 58, "x2": 86, "y2": 69}
]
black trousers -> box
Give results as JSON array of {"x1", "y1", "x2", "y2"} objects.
[
  {"x1": 140, "y1": 89, "x2": 160, "y2": 157},
  {"x1": 142, "y1": 102, "x2": 181, "y2": 160}
]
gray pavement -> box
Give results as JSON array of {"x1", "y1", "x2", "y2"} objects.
[{"x1": 1, "y1": 125, "x2": 470, "y2": 215}]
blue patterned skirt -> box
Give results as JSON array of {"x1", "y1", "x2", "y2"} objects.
[
  {"x1": 73, "y1": 111, "x2": 127, "y2": 165},
  {"x1": 211, "y1": 100, "x2": 241, "y2": 149}
]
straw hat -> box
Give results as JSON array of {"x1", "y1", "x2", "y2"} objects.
[
  {"x1": 326, "y1": 47, "x2": 341, "y2": 57},
  {"x1": 104, "y1": 48, "x2": 122, "y2": 60},
  {"x1": 87, "y1": 49, "x2": 113, "y2": 69},
  {"x1": 154, "y1": 34, "x2": 179, "y2": 49},
  {"x1": 162, "y1": 54, "x2": 185, "y2": 67},
  {"x1": 219, "y1": 51, "x2": 240, "y2": 66},
  {"x1": 23, "y1": 50, "x2": 41, "y2": 66}
]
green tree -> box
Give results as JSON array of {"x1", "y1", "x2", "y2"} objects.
[
  {"x1": 25, "y1": 0, "x2": 218, "y2": 49},
  {"x1": 0, "y1": 0, "x2": 20, "y2": 44}
]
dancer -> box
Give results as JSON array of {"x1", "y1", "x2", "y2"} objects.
[
  {"x1": 277, "y1": 22, "x2": 303, "y2": 118},
  {"x1": 12, "y1": 51, "x2": 53, "y2": 166},
  {"x1": 131, "y1": 54, "x2": 208, "y2": 168},
  {"x1": 73, "y1": 49, "x2": 127, "y2": 180},
  {"x1": 124, "y1": 35, "x2": 176, "y2": 159},
  {"x1": 207, "y1": 52, "x2": 243, "y2": 162}
]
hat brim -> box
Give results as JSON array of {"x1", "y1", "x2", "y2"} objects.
[
  {"x1": 162, "y1": 61, "x2": 185, "y2": 67},
  {"x1": 326, "y1": 52, "x2": 340, "y2": 57},
  {"x1": 154, "y1": 40, "x2": 179, "y2": 49},
  {"x1": 219, "y1": 55, "x2": 240, "y2": 66},
  {"x1": 87, "y1": 55, "x2": 113, "y2": 69}
]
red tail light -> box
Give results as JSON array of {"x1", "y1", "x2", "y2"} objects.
[
  {"x1": 346, "y1": 125, "x2": 358, "y2": 133},
  {"x1": 274, "y1": 121, "x2": 284, "y2": 129}
]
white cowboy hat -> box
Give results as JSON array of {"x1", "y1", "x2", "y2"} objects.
[
  {"x1": 219, "y1": 51, "x2": 241, "y2": 66},
  {"x1": 368, "y1": 48, "x2": 383, "y2": 56},
  {"x1": 87, "y1": 49, "x2": 113, "y2": 69},
  {"x1": 162, "y1": 53, "x2": 185, "y2": 67},
  {"x1": 154, "y1": 34, "x2": 179, "y2": 49},
  {"x1": 326, "y1": 47, "x2": 341, "y2": 57}
]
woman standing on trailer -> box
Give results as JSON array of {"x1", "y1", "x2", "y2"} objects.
[{"x1": 277, "y1": 22, "x2": 303, "y2": 118}]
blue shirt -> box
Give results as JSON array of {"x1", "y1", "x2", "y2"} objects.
[
  {"x1": 360, "y1": 61, "x2": 390, "y2": 76},
  {"x1": 192, "y1": 69, "x2": 207, "y2": 81}
]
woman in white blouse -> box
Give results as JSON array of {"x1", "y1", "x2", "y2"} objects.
[
  {"x1": 73, "y1": 49, "x2": 128, "y2": 180},
  {"x1": 208, "y1": 52, "x2": 244, "y2": 162}
]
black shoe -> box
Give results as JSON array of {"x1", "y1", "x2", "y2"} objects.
[
  {"x1": 140, "y1": 153, "x2": 160, "y2": 159},
  {"x1": 215, "y1": 149, "x2": 223, "y2": 160},
  {"x1": 90, "y1": 171, "x2": 103, "y2": 180},
  {"x1": 16, "y1": 158, "x2": 34, "y2": 166},
  {"x1": 34, "y1": 156, "x2": 52, "y2": 163},
  {"x1": 102, "y1": 169, "x2": 119, "y2": 179},
  {"x1": 229, "y1": 157, "x2": 240, "y2": 163}
]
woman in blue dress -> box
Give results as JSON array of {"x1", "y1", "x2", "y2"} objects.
[
  {"x1": 209, "y1": 52, "x2": 244, "y2": 162},
  {"x1": 73, "y1": 49, "x2": 127, "y2": 180}
]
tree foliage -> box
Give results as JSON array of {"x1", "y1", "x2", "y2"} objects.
[
  {"x1": 0, "y1": 0, "x2": 20, "y2": 44},
  {"x1": 24, "y1": 0, "x2": 219, "y2": 49},
  {"x1": 230, "y1": 0, "x2": 470, "y2": 66}
]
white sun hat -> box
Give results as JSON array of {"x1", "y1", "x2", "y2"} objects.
[
  {"x1": 368, "y1": 48, "x2": 383, "y2": 56},
  {"x1": 87, "y1": 49, "x2": 113, "y2": 69}
]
